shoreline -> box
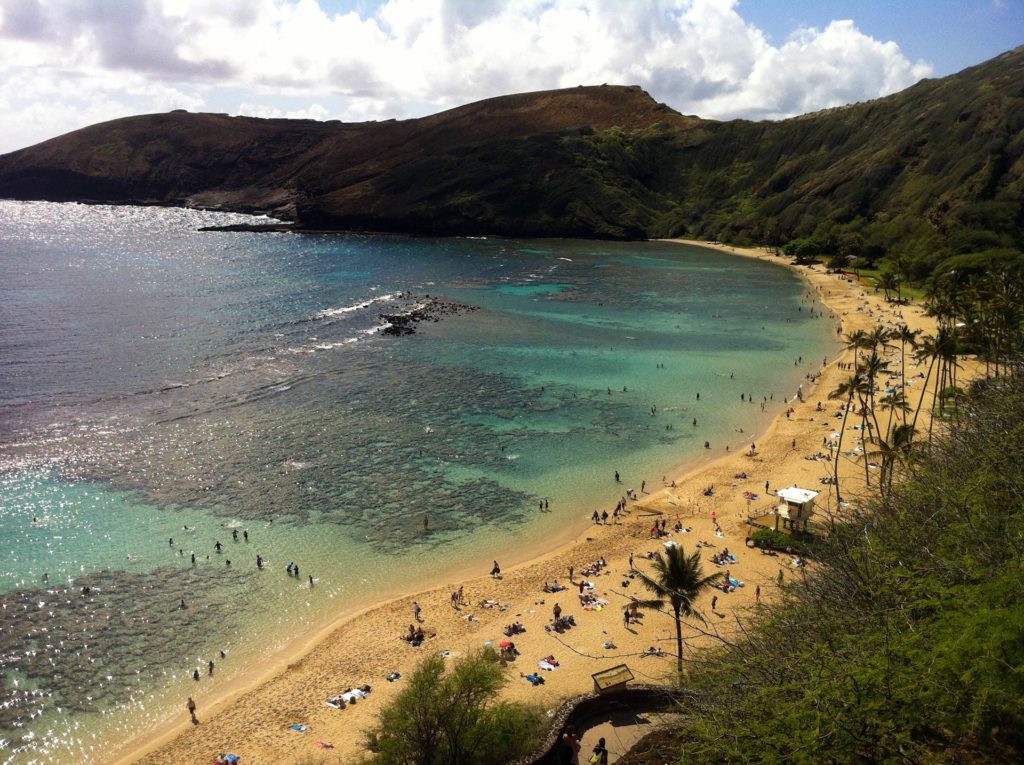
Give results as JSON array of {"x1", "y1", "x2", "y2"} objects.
[{"x1": 114, "y1": 239, "x2": 915, "y2": 765}]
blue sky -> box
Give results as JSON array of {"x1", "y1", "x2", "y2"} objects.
[
  {"x1": 737, "y1": 0, "x2": 1022, "y2": 75},
  {"x1": 0, "y1": 0, "x2": 1019, "y2": 153}
]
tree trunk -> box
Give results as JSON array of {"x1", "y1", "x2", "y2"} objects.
[
  {"x1": 674, "y1": 604, "x2": 684, "y2": 673},
  {"x1": 900, "y1": 342, "x2": 908, "y2": 425},
  {"x1": 910, "y1": 354, "x2": 937, "y2": 446},
  {"x1": 833, "y1": 394, "x2": 852, "y2": 506}
]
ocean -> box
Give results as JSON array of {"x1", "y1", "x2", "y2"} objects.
[{"x1": 0, "y1": 201, "x2": 835, "y2": 763}]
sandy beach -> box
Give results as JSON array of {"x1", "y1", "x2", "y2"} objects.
[{"x1": 113, "y1": 240, "x2": 941, "y2": 765}]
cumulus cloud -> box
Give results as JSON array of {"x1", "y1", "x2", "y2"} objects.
[{"x1": 0, "y1": 0, "x2": 932, "y2": 153}]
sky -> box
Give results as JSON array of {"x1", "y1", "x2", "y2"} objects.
[{"x1": 0, "y1": 0, "x2": 1020, "y2": 154}]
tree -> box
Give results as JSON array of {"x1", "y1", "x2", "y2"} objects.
[
  {"x1": 829, "y1": 373, "x2": 868, "y2": 505},
  {"x1": 632, "y1": 545, "x2": 721, "y2": 672},
  {"x1": 364, "y1": 649, "x2": 544, "y2": 765},
  {"x1": 890, "y1": 325, "x2": 919, "y2": 426},
  {"x1": 877, "y1": 270, "x2": 900, "y2": 302},
  {"x1": 868, "y1": 423, "x2": 915, "y2": 492}
]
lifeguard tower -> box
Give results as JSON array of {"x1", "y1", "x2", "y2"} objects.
[{"x1": 774, "y1": 486, "x2": 818, "y2": 532}]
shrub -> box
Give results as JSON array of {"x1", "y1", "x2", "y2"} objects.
[
  {"x1": 749, "y1": 528, "x2": 812, "y2": 556},
  {"x1": 363, "y1": 648, "x2": 545, "y2": 765}
]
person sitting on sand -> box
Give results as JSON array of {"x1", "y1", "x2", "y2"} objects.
[{"x1": 404, "y1": 624, "x2": 416, "y2": 642}]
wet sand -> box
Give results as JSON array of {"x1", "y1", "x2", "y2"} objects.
[{"x1": 114, "y1": 241, "x2": 942, "y2": 765}]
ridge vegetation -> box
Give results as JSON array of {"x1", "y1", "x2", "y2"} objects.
[
  {"x1": 619, "y1": 363, "x2": 1024, "y2": 765},
  {"x1": 0, "y1": 47, "x2": 1021, "y2": 282}
]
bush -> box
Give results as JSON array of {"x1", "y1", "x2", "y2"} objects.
[
  {"x1": 363, "y1": 648, "x2": 545, "y2": 765},
  {"x1": 657, "y1": 370, "x2": 1024, "y2": 763},
  {"x1": 749, "y1": 528, "x2": 812, "y2": 556}
]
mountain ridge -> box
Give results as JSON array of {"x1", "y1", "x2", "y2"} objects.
[{"x1": 0, "y1": 47, "x2": 1021, "y2": 266}]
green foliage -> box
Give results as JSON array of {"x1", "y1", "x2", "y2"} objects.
[
  {"x1": 632, "y1": 544, "x2": 722, "y2": 671},
  {"x1": 748, "y1": 528, "x2": 812, "y2": 556},
  {"x1": 658, "y1": 371, "x2": 1024, "y2": 764},
  {"x1": 363, "y1": 648, "x2": 544, "y2": 765}
]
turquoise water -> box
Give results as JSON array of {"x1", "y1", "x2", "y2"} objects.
[{"x1": 0, "y1": 201, "x2": 836, "y2": 763}]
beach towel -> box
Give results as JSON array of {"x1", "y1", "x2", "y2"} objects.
[
  {"x1": 289, "y1": 724, "x2": 309, "y2": 733},
  {"x1": 387, "y1": 672, "x2": 401, "y2": 682},
  {"x1": 539, "y1": 660, "x2": 558, "y2": 671}
]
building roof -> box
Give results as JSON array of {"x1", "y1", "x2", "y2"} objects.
[{"x1": 777, "y1": 486, "x2": 819, "y2": 505}]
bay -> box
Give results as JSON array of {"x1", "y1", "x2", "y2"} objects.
[{"x1": 0, "y1": 201, "x2": 835, "y2": 763}]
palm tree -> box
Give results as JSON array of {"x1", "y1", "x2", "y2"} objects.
[
  {"x1": 910, "y1": 333, "x2": 940, "y2": 445},
  {"x1": 868, "y1": 423, "x2": 915, "y2": 492},
  {"x1": 890, "y1": 325, "x2": 919, "y2": 425},
  {"x1": 879, "y1": 390, "x2": 910, "y2": 442},
  {"x1": 857, "y1": 350, "x2": 890, "y2": 444},
  {"x1": 877, "y1": 271, "x2": 900, "y2": 302},
  {"x1": 632, "y1": 545, "x2": 722, "y2": 672},
  {"x1": 828, "y1": 373, "x2": 867, "y2": 506},
  {"x1": 844, "y1": 329, "x2": 870, "y2": 367}
]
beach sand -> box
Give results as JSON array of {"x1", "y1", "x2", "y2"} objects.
[{"x1": 113, "y1": 241, "x2": 945, "y2": 765}]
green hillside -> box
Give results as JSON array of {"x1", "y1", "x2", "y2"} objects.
[
  {"x1": 618, "y1": 369, "x2": 1024, "y2": 764},
  {"x1": 0, "y1": 47, "x2": 1021, "y2": 279}
]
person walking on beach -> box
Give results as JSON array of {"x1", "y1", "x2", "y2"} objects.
[
  {"x1": 413, "y1": 601, "x2": 423, "y2": 622},
  {"x1": 215, "y1": 541, "x2": 223, "y2": 553},
  {"x1": 208, "y1": 659, "x2": 214, "y2": 676},
  {"x1": 755, "y1": 585, "x2": 761, "y2": 602},
  {"x1": 591, "y1": 737, "x2": 609, "y2": 765},
  {"x1": 711, "y1": 595, "x2": 718, "y2": 612},
  {"x1": 490, "y1": 560, "x2": 501, "y2": 577},
  {"x1": 614, "y1": 470, "x2": 620, "y2": 483},
  {"x1": 553, "y1": 603, "x2": 562, "y2": 621},
  {"x1": 568, "y1": 565, "x2": 574, "y2": 582},
  {"x1": 187, "y1": 696, "x2": 198, "y2": 724}
]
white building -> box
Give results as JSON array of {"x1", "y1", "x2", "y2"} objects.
[{"x1": 775, "y1": 486, "x2": 818, "y2": 532}]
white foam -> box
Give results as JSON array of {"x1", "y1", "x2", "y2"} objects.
[{"x1": 315, "y1": 293, "x2": 397, "y2": 320}]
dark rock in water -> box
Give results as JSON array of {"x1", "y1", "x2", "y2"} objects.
[{"x1": 378, "y1": 295, "x2": 479, "y2": 336}]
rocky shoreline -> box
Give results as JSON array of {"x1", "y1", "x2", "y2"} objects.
[{"x1": 379, "y1": 294, "x2": 479, "y2": 335}]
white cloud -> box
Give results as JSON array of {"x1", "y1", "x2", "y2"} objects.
[{"x1": 0, "y1": 0, "x2": 932, "y2": 153}]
